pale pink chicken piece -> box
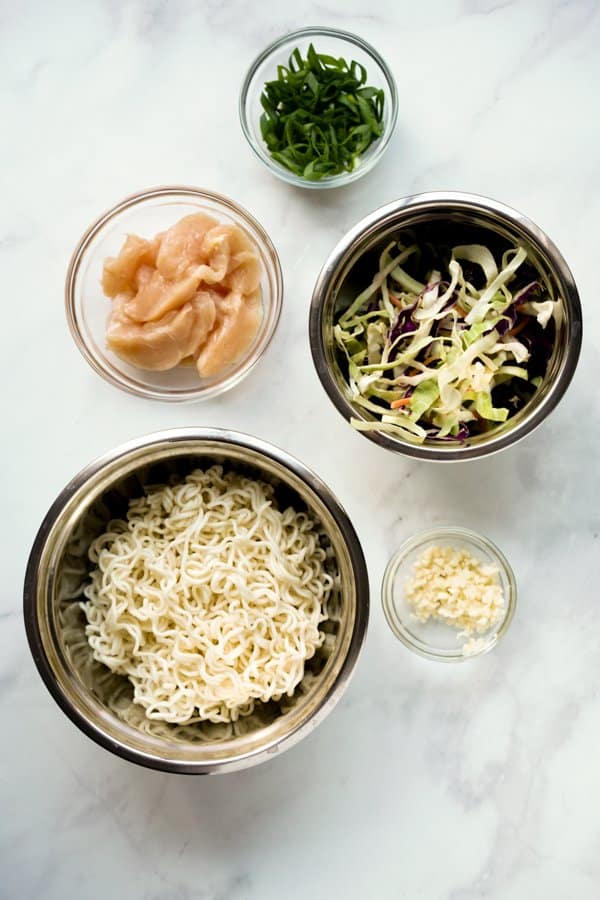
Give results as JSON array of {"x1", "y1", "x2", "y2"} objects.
[
  {"x1": 107, "y1": 293, "x2": 216, "y2": 370},
  {"x1": 156, "y1": 213, "x2": 219, "y2": 279},
  {"x1": 102, "y1": 214, "x2": 263, "y2": 378},
  {"x1": 102, "y1": 235, "x2": 159, "y2": 298},
  {"x1": 188, "y1": 223, "x2": 257, "y2": 287},
  {"x1": 202, "y1": 225, "x2": 254, "y2": 277},
  {"x1": 202, "y1": 223, "x2": 254, "y2": 256},
  {"x1": 134, "y1": 264, "x2": 155, "y2": 290},
  {"x1": 188, "y1": 291, "x2": 219, "y2": 355},
  {"x1": 125, "y1": 269, "x2": 200, "y2": 323},
  {"x1": 195, "y1": 290, "x2": 262, "y2": 378},
  {"x1": 223, "y1": 251, "x2": 261, "y2": 294}
]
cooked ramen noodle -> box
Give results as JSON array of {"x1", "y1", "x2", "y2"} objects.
[{"x1": 81, "y1": 466, "x2": 334, "y2": 725}]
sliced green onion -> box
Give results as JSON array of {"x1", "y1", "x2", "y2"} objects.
[{"x1": 259, "y1": 44, "x2": 385, "y2": 181}]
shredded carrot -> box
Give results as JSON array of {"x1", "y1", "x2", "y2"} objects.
[
  {"x1": 508, "y1": 318, "x2": 528, "y2": 338},
  {"x1": 390, "y1": 397, "x2": 412, "y2": 409},
  {"x1": 390, "y1": 295, "x2": 404, "y2": 309},
  {"x1": 423, "y1": 356, "x2": 437, "y2": 367},
  {"x1": 455, "y1": 305, "x2": 468, "y2": 317}
]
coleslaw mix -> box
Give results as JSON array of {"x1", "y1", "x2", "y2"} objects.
[{"x1": 334, "y1": 236, "x2": 560, "y2": 442}]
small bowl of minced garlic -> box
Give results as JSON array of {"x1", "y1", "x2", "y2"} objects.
[{"x1": 382, "y1": 527, "x2": 516, "y2": 661}]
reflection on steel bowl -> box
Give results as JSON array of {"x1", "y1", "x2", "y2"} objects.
[
  {"x1": 24, "y1": 429, "x2": 369, "y2": 774},
  {"x1": 309, "y1": 191, "x2": 582, "y2": 461}
]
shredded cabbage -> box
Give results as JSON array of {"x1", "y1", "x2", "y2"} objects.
[{"x1": 335, "y1": 235, "x2": 559, "y2": 443}]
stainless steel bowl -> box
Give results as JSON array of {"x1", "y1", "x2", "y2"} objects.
[
  {"x1": 24, "y1": 429, "x2": 369, "y2": 774},
  {"x1": 309, "y1": 191, "x2": 582, "y2": 461}
]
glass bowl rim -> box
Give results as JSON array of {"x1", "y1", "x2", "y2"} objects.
[
  {"x1": 381, "y1": 525, "x2": 517, "y2": 662},
  {"x1": 238, "y1": 25, "x2": 399, "y2": 190},
  {"x1": 65, "y1": 184, "x2": 283, "y2": 402}
]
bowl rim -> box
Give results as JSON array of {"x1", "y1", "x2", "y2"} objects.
[
  {"x1": 239, "y1": 25, "x2": 399, "y2": 190},
  {"x1": 309, "y1": 189, "x2": 583, "y2": 460},
  {"x1": 65, "y1": 185, "x2": 284, "y2": 402},
  {"x1": 381, "y1": 525, "x2": 517, "y2": 662},
  {"x1": 23, "y1": 427, "x2": 370, "y2": 774}
]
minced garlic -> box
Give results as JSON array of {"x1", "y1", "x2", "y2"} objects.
[
  {"x1": 461, "y1": 636, "x2": 490, "y2": 658},
  {"x1": 405, "y1": 544, "x2": 505, "y2": 648}
]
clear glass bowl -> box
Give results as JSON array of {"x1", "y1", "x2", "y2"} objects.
[
  {"x1": 65, "y1": 186, "x2": 283, "y2": 401},
  {"x1": 239, "y1": 27, "x2": 398, "y2": 190},
  {"x1": 382, "y1": 527, "x2": 516, "y2": 662}
]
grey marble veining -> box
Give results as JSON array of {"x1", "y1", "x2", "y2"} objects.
[{"x1": 2, "y1": 1, "x2": 599, "y2": 897}]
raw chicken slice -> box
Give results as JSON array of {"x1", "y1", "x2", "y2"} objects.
[
  {"x1": 195, "y1": 290, "x2": 262, "y2": 378},
  {"x1": 224, "y1": 250, "x2": 261, "y2": 294},
  {"x1": 156, "y1": 213, "x2": 218, "y2": 279},
  {"x1": 125, "y1": 269, "x2": 200, "y2": 322},
  {"x1": 102, "y1": 235, "x2": 159, "y2": 297},
  {"x1": 134, "y1": 264, "x2": 155, "y2": 290},
  {"x1": 204, "y1": 223, "x2": 254, "y2": 256},
  {"x1": 102, "y1": 213, "x2": 264, "y2": 379},
  {"x1": 188, "y1": 291, "x2": 218, "y2": 355},
  {"x1": 107, "y1": 295, "x2": 199, "y2": 370},
  {"x1": 192, "y1": 224, "x2": 256, "y2": 288}
]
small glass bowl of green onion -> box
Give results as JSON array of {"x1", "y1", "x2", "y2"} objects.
[{"x1": 240, "y1": 27, "x2": 398, "y2": 189}]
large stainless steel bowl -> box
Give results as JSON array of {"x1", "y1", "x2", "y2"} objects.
[
  {"x1": 24, "y1": 429, "x2": 369, "y2": 774},
  {"x1": 309, "y1": 191, "x2": 582, "y2": 461}
]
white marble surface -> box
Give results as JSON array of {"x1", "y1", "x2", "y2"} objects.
[{"x1": 2, "y1": 1, "x2": 600, "y2": 897}]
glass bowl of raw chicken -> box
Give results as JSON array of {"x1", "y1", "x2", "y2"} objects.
[{"x1": 66, "y1": 186, "x2": 283, "y2": 401}]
